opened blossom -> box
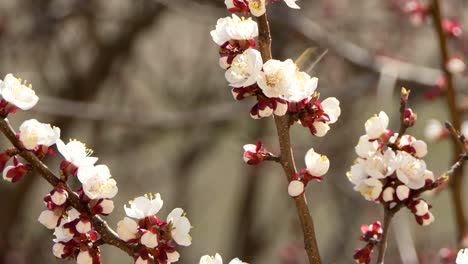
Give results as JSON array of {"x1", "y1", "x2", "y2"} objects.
[
  {"x1": 365, "y1": 111, "x2": 389, "y2": 139},
  {"x1": 257, "y1": 59, "x2": 297, "y2": 98},
  {"x1": 116, "y1": 217, "x2": 139, "y2": 241},
  {"x1": 357, "y1": 178, "x2": 383, "y2": 201},
  {"x1": 199, "y1": 253, "x2": 247, "y2": 264},
  {"x1": 167, "y1": 208, "x2": 192, "y2": 246},
  {"x1": 56, "y1": 139, "x2": 98, "y2": 168},
  {"x1": 355, "y1": 135, "x2": 378, "y2": 158},
  {"x1": 305, "y1": 148, "x2": 329, "y2": 177},
  {"x1": 225, "y1": 48, "x2": 263, "y2": 88},
  {"x1": 457, "y1": 249, "x2": 468, "y2": 264},
  {"x1": 395, "y1": 151, "x2": 427, "y2": 189},
  {"x1": 0, "y1": 73, "x2": 39, "y2": 112},
  {"x1": 124, "y1": 193, "x2": 163, "y2": 219},
  {"x1": 363, "y1": 149, "x2": 397, "y2": 179},
  {"x1": 211, "y1": 14, "x2": 258, "y2": 46},
  {"x1": 77, "y1": 165, "x2": 118, "y2": 199},
  {"x1": 19, "y1": 119, "x2": 60, "y2": 150}
]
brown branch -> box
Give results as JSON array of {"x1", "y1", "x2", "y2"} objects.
[
  {"x1": 0, "y1": 118, "x2": 141, "y2": 257},
  {"x1": 430, "y1": 0, "x2": 467, "y2": 242},
  {"x1": 376, "y1": 210, "x2": 396, "y2": 264},
  {"x1": 256, "y1": 13, "x2": 321, "y2": 264}
]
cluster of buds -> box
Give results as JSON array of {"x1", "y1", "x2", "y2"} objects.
[
  {"x1": 242, "y1": 141, "x2": 275, "y2": 165},
  {"x1": 210, "y1": 0, "x2": 341, "y2": 134},
  {"x1": 288, "y1": 148, "x2": 329, "y2": 197},
  {"x1": 199, "y1": 253, "x2": 247, "y2": 264},
  {"x1": 347, "y1": 88, "x2": 439, "y2": 226},
  {"x1": 116, "y1": 194, "x2": 191, "y2": 263},
  {"x1": 353, "y1": 222, "x2": 383, "y2": 264}
]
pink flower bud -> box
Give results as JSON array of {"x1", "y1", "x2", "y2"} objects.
[
  {"x1": 91, "y1": 199, "x2": 114, "y2": 215},
  {"x1": 288, "y1": 180, "x2": 304, "y2": 197},
  {"x1": 140, "y1": 230, "x2": 158, "y2": 248},
  {"x1": 396, "y1": 185, "x2": 410, "y2": 201},
  {"x1": 353, "y1": 245, "x2": 373, "y2": 264},
  {"x1": 2, "y1": 158, "x2": 32, "y2": 183},
  {"x1": 382, "y1": 187, "x2": 395, "y2": 202},
  {"x1": 403, "y1": 108, "x2": 417, "y2": 128},
  {"x1": 443, "y1": 19, "x2": 462, "y2": 38},
  {"x1": 38, "y1": 209, "x2": 61, "y2": 229},
  {"x1": 242, "y1": 142, "x2": 272, "y2": 165},
  {"x1": 51, "y1": 187, "x2": 68, "y2": 206},
  {"x1": 52, "y1": 243, "x2": 66, "y2": 259},
  {"x1": 76, "y1": 217, "x2": 92, "y2": 234},
  {"x1": 416, "y1": 212, "x2": 435, "y2": 226},
  {"x1": 76, "y1": 250, "x2": 93, "y2": 264},
  {"x1": 410, "y1": 199, "x2": 429, "y2": 216}
]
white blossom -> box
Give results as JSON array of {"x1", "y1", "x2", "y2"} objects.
[
  {"x1": 414, "y1": 200, "x2": 429, "y2": 216},
  {"x1": 53, "y1": 226, "x2": 74, "y2": 243},
  {"x1": 284, "y1": 0, "x2": 300, "y2": 9},
  {"x1": 395, "y1": 151, "x2": 426, "y2": 189},
  {"x1": 456, "y1": 249, "x2": 468, "y2": 264},
  {"x1": 0, "y1": 73, "x2": 39, "y2": 110},
  {"x1": 257, "y1": 59, "x2": 297, "y2": 98},
  {"x1": 19, "y1": 119, "x2": 60, "y2": 150},
  {"x1": 365, "y1": 111, "x2": 389, "y2": 139},
  {"x1": 396, "y1": 185, "x2": 410, "y2": 201},
  {"x1": 363, "y1": 149, "x2": 398, "y2": 179},
  {"x1": 382, "y1": 187, "x2": 395, "y2": 202},
  {"x1": 305, "y1": 148, "x2": 329, "y2": 177},
  {"x1": 140, "y1": 231, "x2": 158, "y2": 248},
  {"x1": 312, "y1": 121, "x2": 330, "y2": 137},
  {"x1": 167, "y1": 251, "x2": 180, "y2": 263},
  {"x1": 400, "y1": 135, "x2": 428, "y2": 158},
  {"x1": 211, "y1": 15, "x2": 258, "y2": 46},
  {"x1": 357, "y1": 178, "x2": 383, "y2": 201},
  {"x1": 199, "y1": 254, "x2": 248, "y2": 264},
  {"x1": 52, "y1": 243, "x2": 65, "y2": 259},
  {"x1": 76, "y1": 219, "x2": 92, "y2": 234},
  {"x1": 447, "y1": 57, "x2": 466, "y2": 74},
  {"x1": 56, "y1": 139, "x2": 98, "y2": 167},
  {"x1": 124, "y1": 193, "x2": 163, "y2": 219},
  {"x1": 347, "y1": 161, "x2": 368, "y2": 188},
  {"x1": 117, "y1": 217, "x2": 138, "y2": 241},
  {"x1": 421, "y1": 212, "x2": 435, "y2": 226},
  {"x1": 167, "y1": 208, "x2": 192, "y2": 246},
  {"x1": 321, "y1": 97, "x2": 341, "y2": 124},
  {"x1": 77, "y1": 165, "x2": 118, "y2": 199},
  {"x1": 288, "y1": 180, "x2": 304, "y2": 197},
  {"x1": 285, "y1": 72, "x2": 318, "y2": 102},
  {"x1": 51, "y1": 189, "x2": 68, "y2": 206},
  {"x1": 424, "y1": 119, "x2": 444, "y2": 142},
  {"x1": 38, "y1": 209, "x2": 61, "y2": 229},
  {"x1": 247, "y1": 0, "x2": 266, "y2": 17},
  {"x1": 76, "y1": 250, "x2": 93, "y2": 264},
  {"x1": 355, "y1": 135, "x2": 378, "y2": 158},
  {"x1": 225, "y1": 48, "x2": 263, "y2": 88}
]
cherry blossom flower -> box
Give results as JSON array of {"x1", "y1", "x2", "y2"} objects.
[
  {"x1": 56, "y1": 139, "x2": 98, "y2": 167},
  {"x1": 247, "y1": 0, "x2": 266, "y2": 16},
  {"x1": 363, "y1": 149, "x2": 397, "y2": 179},
  {"x1": 77, "y1": 165, "x2": 118, "y2": 199},
  {"x1": 288, "y1": 180, "x2": 304, "y2": 197},
  {"x1": 357, "y1": 178, "x2": 383, "y2": 201},
  {"x1": 396, "y1": 185, "x2": 410, "y2": 201},
  {"x1": 199, "y1": 254, "x2": 247, "y2": 264},
  {"x1": 116, "y1": 217, "x2": 138, "y2": 241},
  {"x1": 0, "y1": 73, "x2": 39, "y2": 111},
  {"x1": 365, "y1": 111, "x2": 389, "y2": 139},
  {"x1": 19, "y1": 119, "x2": 60, "y2": 150},
  {"x1": 90, "y1": 198, "x2": 114, "y2": 215},
  {"x1": 285, "y1": 72, "x2": 318, "y2": 102},
  {"x1": 211, "y1": 15, "x2": 258, "y2": 46},
  {"x1": 52, "y1": 243, "x2": 66, "y2": 259},
  {"x1": 167, "y1": 208, "x2": 192, "y2": 246},
  {"x1": 305, "y1": 148, "x2": 330, "y2": 177},
  {"x1": 284, "y1": 0, "x2": 300, "y2": 9},
  {"x1": 225, "y1": 48, "x2": 263, "y2": 88},
  {"x1": 424, "y1": 119, "x2": 446, "y2": 142},
  {"x1": 38, "y1": 209, "x2": 62, "y2": 229},
  {"x1": 395, "y1": 151, "x2": 427, "y2": 189},
  {"x1": 447, "y1": 57, "x2": 465, "y2": 74},
  {"x1": 399, "y1": 135, "x2": 428, "y2": 158},
  {"x1": 167, "y1": 251, "x2": 180, "y2": 263},
  {"x1": 2, "y1": 158, "x2": 31, "y2": 183},
  {"x1": 347, "y1": 161, "x2": 368, "y2": 188},
  {"x1": 76, "y1": 250, "x2": 93, "y2": 264},
  {"x1": 457, "y1": 249, "x2": 468, "y2": 264},
  {"x1": 355, "y1": 135, "x2": 379, "y2": 158},
  {"x1": 382, "y1": 187, "x2": 395, "y2": 202},
  {"x1": 124, "y1": 193, "x2": 163, "y2": 219},
  {"x1": 242, "y1": 142, "x2": 273, "y2": 164},
  {"x1": 140, "y1": 230, "x2": 158, "y2": 248},
  {"x1": 50, "y1": 187, "x2": 68, "y2": 206}
]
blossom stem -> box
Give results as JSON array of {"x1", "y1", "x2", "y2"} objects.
[
  {"x1": 376, "y1": 209, "x2": 396, "y2": 263},
  {"x1": 256, "y1": 13, "x2": 321, "y2": 264},
  {"x1": 430, "y1": 0, "x2": 467, "y2": 243},
  {"x1": 0, "y1": 118, "x2": 141, "y2": 257}
]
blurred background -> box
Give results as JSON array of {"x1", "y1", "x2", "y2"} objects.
[{"x1": 0, "y1": 0, "x2": 466, "y2": 263}]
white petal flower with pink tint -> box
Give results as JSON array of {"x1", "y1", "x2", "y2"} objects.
[
  {"x1": 456, "y1": 249, "x2": 468, "y2": 264},
  {"x1": 167, "y1": 251, "x2": 180, "y2": 263},
  {"x1": 357, "y1": 178, "x2": 383, "y2": 201},
  {"x1": 225, "y1": 48, "x2": 263, "y2": 88},
  {"x1": 167, "y1": 208, "x2": 192, "y2": 246},
  {"x1": 211, "y1": 15, "x2": 258, "y2": 46},
  {"x1": 424, "y1": 119, "x2": 445, "y2": 142},
  {"x1": 124, "y1": 193, "x2": 163, "y2": 219},
  {"x1": 77, "y1": 165, "x2": 118, "y2": 199},
  {"x1": 52, "y1": 243, "x2": 66, "y2": 258},
  {"x1": 321, "y1": 97, "x2": 341, "y2": 124},
  {"x1": 382, "y1": 187, "x2": 395, "y2": 202},
  {"x1": 396, "y1": 151, "x2": 427, "y2": 189},
  {"x1": 447, "y1": 57, "x2": 466, "y2": 74},
  {"x1": 355, "y1": 135, "x2": 378, "y2": 158},
  {"x1": 53, "y1": 225, "x2": 74, "y2": 243},
  {"x1": 347, "y1": 160, "x2": 368, "y2": 188},
  {"x1": 19, "y1": 119, "x2": 60, "y2": 150},
  {"x1": 284, "y1": 0, "x2": 300, "y2": 9},
  {"x1": 141, "y1": 231, "x2": 158, "y2": 248},
  {"x1": 365, "y1": 111, "x2": 389, "y2": 139},
  {"x1": 312, "y1": 121, "x2": 330, "y2": 137},
  {"x1": 305, "y1": 148, "x2": 329, "y2": 177},
  {"x1": 288, "y1": 180, "x2": 304, "y2": 197},
  {"x1": 0, "y1": 73, "x2": 39, "y2": 110},
  {"x1": 38, "y1": 209, "x2": 61, "y2": 229},
  {"x1": 117, "y1": 217, "x2": 138, "y2": 241},
  {"x1": 400, "y1": 135, "x2": 428, "y2": 158},
  {"x1": 421, "y1": 212, "x2": 435, "y2": 226},
  {"x1": 247, "y1": 0, "x2": 266, "y2": 17},
  {"x1": 56, "y1": 139, "x2": 98, "y2": 167},
  {"x1": 199, "y1": 254, "x2": 223, "y2": 264},
  {"x1": 257, "y1": 59, "x2": 297, "y2": 98},
  {"x1": 363, "y1": 149, "x2": 398, "y2": 179},
  {"x1": 76, "y1": 250, "x2": 93, "y2": 264},
  {"x1": 285, "y1": 72, "x2": 318, "y2": 102},
  {"x1": 396, "y1": 185, "x2": 410, "y2": 201}
]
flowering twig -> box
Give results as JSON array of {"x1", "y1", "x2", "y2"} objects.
[
  {"x1": 430, "y1": 0, "x2": 467, "y2": 242},
  {"x1": 256, "y1": 13, "x2": 321, "y2": 264},
  {"x1": 0, "y1": 118, "x2": 141, "y2": 257}
]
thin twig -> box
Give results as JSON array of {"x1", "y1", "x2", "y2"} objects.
[
  {"x1": 256, "y1": 13, "x2": 321, "y2": 264},
  {"x1": 376, "y1": 210, "x2": 396, "y2": 264},
  {"x1": 0, "y1": 118, "x2": 141, "y2": 257},
  {"x1": 430, "y1": 0, "x2": 467, "y2": 242}
]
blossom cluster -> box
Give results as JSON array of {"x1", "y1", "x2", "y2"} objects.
[
  {"x1": 353, "y1": 221, "x2": 382, "y2": 264},
  {"x1": 347, "y1": 109, "x2": 436, "y2": 226},
  {"x1": 0, "y1": 74, "x2": 192, "y2": 264},
  {"x1": 199, "y1": 253, "x2": 247, "y2": 264},
  {"x1": 210, "y1": 2, "x2": 341, "y2": 136}
]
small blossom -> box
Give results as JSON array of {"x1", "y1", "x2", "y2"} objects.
[
  {"x1": 167, "y1": 251, "x2": 180, "y2": 263},
  {"x1": 52, "y1": 243, "x2": 66, "y2": 259},
  {"x1": 395, "y1": 151, "x2": 426, "y2": 189},
  {"x1": 365, "y1": 111, "x2": 389, "y2": 139},
  {"x1": 396, "y1": 185, "x2": 410, "y2": 201},
  {"x1": 38, "y1": 209, "x2": 61, "y2": 229},
  {"x1": 140, "y1": 231, "x2": 158, "y2": 248},
  {"x1": 247, "y1": 0, "x2": 266, "y2": 16},
  {"x1": 363, "y1": 149, "x2": 398, "y2": 179},
  {"x1": 117, "y1": 217, "x2": 138, "y2": 241},
  {"x1": 457, "y1": 249, "x2": 468, "y2": 264},
  {"x1": 418, "y1": 212, "x2": 435, "y2": 226},
  {"x1": 2, "y1": 160, "x2": 32, "y2": 183},
  {"x1": 382, "y1": 187, "x2": 395, "y2": 202},
  {"x1": 124, "y1": 193, "x2": 163, "y2": 219},
  {"x1": 347, "y1": 161, "x2": 368, "y2": 188},
  {"x1": 19, "y1": 119, "x2": 60, "y2": 150},
  {"x1": 357, "y1": 178, "x2": 383, "y2": 201},
  {"x1": 77, "y1": 165, "x2": 118, "y2": 199},
  {"x1": 284, "y1": 0, "x2": 300, "y2": 9},
  {"x1": 53, "y1": 225, "x2": 74, "y2": 243},
  {"x1": 285, "y1": 72, "x2": 318, "y2": 102},
  {"x1": 167, "y1": 208, "x2": 192, "y2": 246},
  {"x1": 200, "y1": 254, "x2": 223, "y2": 264},
  {"x1": 91, "y1": 199, "x2": 114, "y2": 215},
  {"x1": 242, "y1": 142, "x2": 272, "y2": 165},
  {"x1": 411, "y1": 199, "x2": 429, "y2": 216},
  {"x1": 0, "y1": 73, "x2": 39, "y2": 111},
  {"x1": 211, "y1": 15, "x2": 258, "y2": 46},
  {"x1": 355, "y1": 135, "x2": 378, "y2": 158},
  {"x1": 257, "y1": 59, "x2": 297, "y2": 98},
  {"x1": 304, "y1": 148, "x2": 329, "y2": 177},
  {"x1": 76, "y1": 250, "x2": 93, "y2": 264},
  {"x1": 76, "y1": 217, "x2": 92, "y2": 234},
  {"x1": 321, "y1": 97, "x2": 341, "y2": 124},
  {"x1": 56, "y1": 139, "x2": 98, "y2": 167},
  {"x1": 447, "y1": 57, "x2": 466, "y2": 74},
  {"x1": 225, "y1": 48, "x2": 263, "y2": 88},
  {"x1": 424, "y1": 119, "x2": 446, "y2": 142},
  {"x1": 399, "y1": 135, "x2": 428, "y2": 158},
  {"x1": 50, "y1": 187, "x2": 68, "y2": 206},
  {"x1": 288, "y1": 180, "x2": 304, "y2": 197}
]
